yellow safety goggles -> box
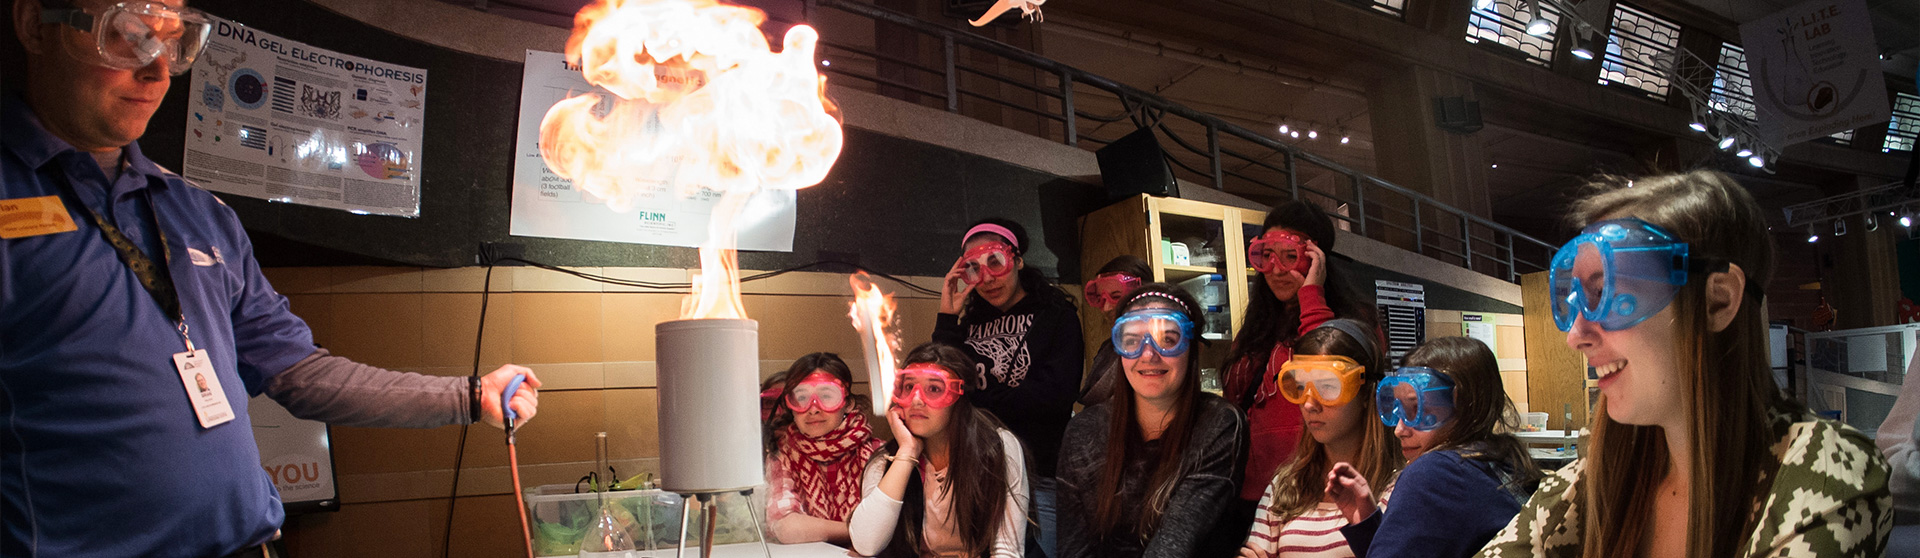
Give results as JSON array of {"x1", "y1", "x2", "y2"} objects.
[{"x1": 1277, "y1": 354, "x2": 1367, "y2": 407}]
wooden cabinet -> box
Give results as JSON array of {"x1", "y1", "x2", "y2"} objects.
[{"x1": 1079, "y1": 195, "x2": 1268, "y2": 381}]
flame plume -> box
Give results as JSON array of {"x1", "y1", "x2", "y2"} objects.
[
  {"x1": 847, "y1": 272, "x2": 900, "y2": 415},
  {"x1": 539, "y1": 0, "x2": 845, "y2": 320}
]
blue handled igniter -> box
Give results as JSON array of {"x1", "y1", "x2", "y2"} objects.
[{"x1": 502, "y1": 373, "x2": 527, "y2": 434}]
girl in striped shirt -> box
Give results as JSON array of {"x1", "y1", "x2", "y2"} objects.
[{"x1": 1240, "y1": 320, "x2": 1401, "y2": 558}]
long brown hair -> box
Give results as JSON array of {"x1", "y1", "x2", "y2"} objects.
[
  {"x1": 1090, "y1": 283, "x2": 1207, "y2": 540},
  {"x1": 1400, "y1": 337, "x2": 1542, "y2": 493},
  {"x1": 1567, "y1": 171, "x2": 1783, "y2": 558},
  {"x1": 1264, "y1": 323, "x2": 1402, "y2": 522},
  {"x1": 876, "y1": 343, "x2": 1026, "y2": 558}
]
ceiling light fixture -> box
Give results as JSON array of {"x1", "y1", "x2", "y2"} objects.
[{"x1": 1526, "y1": 2, "x2": 1551, "y2": 36}]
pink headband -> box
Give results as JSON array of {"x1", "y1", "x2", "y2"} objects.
[{"x1": 963, "y1": 223, "x2": 1020, "y2": 251}]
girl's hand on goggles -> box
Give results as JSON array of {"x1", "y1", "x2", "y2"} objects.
[
  {"x1": 940, "y1": 260, "x2": 974, "y2": 315},
  {"x1": 1302, "y1": 241, "x2": 1327, "y2": 287}
]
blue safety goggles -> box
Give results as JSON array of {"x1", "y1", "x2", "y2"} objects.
[
  {"x1": 1549, "y1": 218, "x2": 1730, "y2": 332},
  {"x1": 1111, "y1": 308, "x2": 1195, "y2": 359},
  {"x1": 1377, "y1": 367, "x2": 1455, "y2": 431}
]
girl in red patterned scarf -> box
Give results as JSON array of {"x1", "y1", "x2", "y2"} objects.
[{"x1": 766, "y1": 353, "x2": 885, "y2": 545}]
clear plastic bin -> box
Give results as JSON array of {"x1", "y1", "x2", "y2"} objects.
[{"x1": 524, "y1": 484, "x2": 763, "y2": 557}]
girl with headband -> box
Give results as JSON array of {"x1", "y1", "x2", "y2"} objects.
[
  {"x1": 1322, "y1": 336, "x2": 1541, "y2": 558},
  {"x1": 1242, "y1": 319, "x2": 1401, "y2": 558},
  {"x1": 934, "y1": 217, "x2": 1085, "y2": 556},
  {"x1": 1079, "y1": 255, "x2": 1154, "y2": 406},
  {"x1": 1477, "y1": 171, "x2": 1891, "y2": 558},
  {"x1": 1052, "y1": 285, "x2": 1259, "y2": 556},
  {"x1": 1225, "y1": 201, "x2": 1381, "y2": 523},
  {"x1": 850, "y1": 342, "x2": 1031, "y2": 558},
  {"x1": 764, "y1": 353, "x2": 885, "y2": 545},
  {"x1": 1055, "y1": 284, "x2": 1250, "y2": 558}
]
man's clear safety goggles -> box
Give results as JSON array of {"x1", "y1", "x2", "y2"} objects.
[{"x1": 42, "y1": 0, "x2": 212, "y2": 75}]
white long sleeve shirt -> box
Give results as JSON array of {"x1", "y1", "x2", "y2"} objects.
[{"x1": 848, "y1": 428, "x2": 1028, "y2": 557}]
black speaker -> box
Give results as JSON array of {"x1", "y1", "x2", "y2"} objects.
[
  {"x1": 1096, "y1": 127, "x2": 1179, "y2": 201},
  {"x1": 1433, "y1": 96, "x2": 1483, "y2": 134}
]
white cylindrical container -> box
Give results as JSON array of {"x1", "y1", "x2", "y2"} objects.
[{"x1": 655, "y1": 318, "x2": 764, "y2": 493}]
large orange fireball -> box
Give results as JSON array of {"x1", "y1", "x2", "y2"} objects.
[{"x1": 540, "y1": 0, "x2": 844, "y2": 320}]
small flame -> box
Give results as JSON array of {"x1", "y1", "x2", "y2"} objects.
[
  {"x1": 847, "y1": 272, "x2": 900, "y2": 415},
  {"x1": 540, "y1": 0, "x2": 845, "y2": 320}
]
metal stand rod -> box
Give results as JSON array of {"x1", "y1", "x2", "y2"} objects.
[
  {"x1": 701, "y1": 495, "x2": 718, "y2": 558},
  {"x1": 742, "y1": 489, "x2": 773, "y2": 558},
  {"x1": 677, "y1": 495, "x2": 694, "y2": 558}
]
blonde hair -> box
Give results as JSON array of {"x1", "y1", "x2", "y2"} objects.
[{"x1": 1567, "y1": 170, "x2": 1782, "y2": 558}]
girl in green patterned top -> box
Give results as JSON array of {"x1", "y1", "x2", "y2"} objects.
[{"x1": 1475, "y1": 170, "x2": 1891, "y2": 558}]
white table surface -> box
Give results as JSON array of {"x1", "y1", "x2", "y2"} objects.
[
  {"x1": 553, "y1": 542, "x2": 851, "y2": 558},
  {"x1": 1514, "y1": 431, "x2": 1582, "y2": 443}
]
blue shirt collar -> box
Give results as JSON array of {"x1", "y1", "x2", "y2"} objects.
[{"x1": 3, "y1": 92, "x2": 171, "y2": 196}]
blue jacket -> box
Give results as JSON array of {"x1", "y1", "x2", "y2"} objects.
[{"x1": 1340, "y1": 449, "x2": 1535, "y2": 558}]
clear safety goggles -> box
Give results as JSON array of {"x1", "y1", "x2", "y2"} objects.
[
  {"x1": 785, "y1": 371, "x2": 848, "y2": 414},
  {"x1": 959, "y1": 243, "x2": 1016, "y2": 285},
  {"x1": 1376, "y1": 367, "x2": 1456, "y2": 431},
  {"x1": 1249, "y1": 230, "x2": 1312, "y2": 275},
  {"x1": 41, "y1": 0, "x2": 212, "y2": 75},
  {"x1": 1549, "y1": 218, "x2": 1729, "y2": 332},
  {"x1": 1083, "y1": 273, "x2": 1143, "y2": 311},
  {"x1": 891, "y1": 365, "x2": 965, "y2": 409},
  {"x1": 1278, "y1": 354, "x2": 1366, "y2": 406},
  {"x1": 1111, "y1": 307, "x2": 1194, "y2": 359}
]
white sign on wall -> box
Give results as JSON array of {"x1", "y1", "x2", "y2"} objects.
[
  {"x1": 184, "y1": 17, "x2": 427, "y2": 217},
  {"x1": 507, "y1": 50, "x2": 799, "y2": 250},
  {"x1": 248, "y1": 396, "x2": 336, "y2": 510},
  {"x1": 1738, "y1": 0, "x2": 1890, "y2": 148}
]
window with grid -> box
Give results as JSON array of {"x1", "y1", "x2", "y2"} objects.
[
  {"x1": 1466, "y1": 0, "x2": 1562, "y2": 68},
  {"x1": 1367, "y1": 0, "x2": 1407, "y2": 18},
  {"x1": 1599, "y1": 3, "x2": 1682, "y2": 100},
  {"x1": 1711, "y1": 43, "x2": 1758, "y2": 121},
  {"x1": 1887, "y1": 92, "x2": 1920, "y2": 153}
]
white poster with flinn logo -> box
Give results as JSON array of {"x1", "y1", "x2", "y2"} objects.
[
  {"x1": 507, "y1": 50, "x2": 798, "y2": 251},
  {"x1": 183, "y1": 16, "x2": 426, "y2": 217},
  {"x1": 1738, "y1": 0, "x2": 1890, "y2": 148}
]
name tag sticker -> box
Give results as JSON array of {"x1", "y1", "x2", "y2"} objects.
[
  {"x1": 173, "y1": 350, "x2": 235, "y2": 429},
  {"x1": 0, "y1": 195, "x2": 78, "y2": 239}
]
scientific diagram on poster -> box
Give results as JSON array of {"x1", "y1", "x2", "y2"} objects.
[
  {"x1": 508, "y1": 50, "x2": 799, "y2": 251},
  {"x1": 184, "y1": 17, "x2": 427, "y2": 217}
]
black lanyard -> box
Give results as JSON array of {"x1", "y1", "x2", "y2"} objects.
[{"x1": 48, "y1": 164, "x2": 197, "y2": 352}]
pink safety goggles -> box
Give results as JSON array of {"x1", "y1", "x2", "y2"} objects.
[
  {"x1": 785, "y1": 371, "x2": 849, "y2": 414},
  {"x1": 891, "y1": 365, "x2": 966, "y2": 409},
  {"x1": 1249, "y1": 230, "x2": 1313, "y2": 275},
  {"x1": 959, "y1": 244, "x2": 1016, "y2": 285},
  {"x1": 1084, "y1": 272, "x2": 1143, "y2": 311}
]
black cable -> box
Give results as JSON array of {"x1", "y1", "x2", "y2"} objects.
[{"x1": 442, "y1": 250, "x2": 497, "y2": 558}]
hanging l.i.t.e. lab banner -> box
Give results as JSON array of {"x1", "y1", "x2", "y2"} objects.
[
  {"x1": 183, "y1": 16, "x2": 428, "y2": 217},
  {"x1": 1738, "y1": 0, "x2": 1889, "y2": 148}
]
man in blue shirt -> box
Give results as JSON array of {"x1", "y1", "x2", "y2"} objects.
[{"x1": 2, "y1": 1, "x2": 544, "y2": 556}]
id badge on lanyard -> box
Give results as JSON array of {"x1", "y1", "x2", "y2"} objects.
[{"x1": 54, "y1": 175, "x2": 234, "y2": 428}]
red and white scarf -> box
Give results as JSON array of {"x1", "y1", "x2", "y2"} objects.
[{"x1": 777, "y1": 411, "x2": 882, "y2": 521}]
